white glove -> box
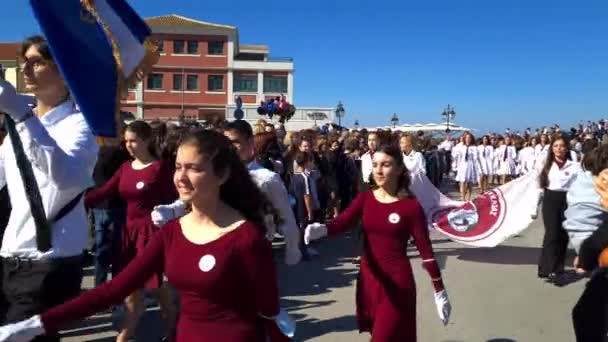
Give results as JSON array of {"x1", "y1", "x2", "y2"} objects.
[
  {"x1": 0, "y1": 315, "x2": 45, "y2": 342},
  {"x1": 0, "y1": 79, "x2": 35, "y2": 122},
  {"x1": 303, "y1": 223, "x2": 328, "y2": 245},
  {"x1": 151, "y1": 200, "x2": 186, "y2": 227},
  {"x1": 434, "y1": 290, "x2": 451, "y2": 326}
]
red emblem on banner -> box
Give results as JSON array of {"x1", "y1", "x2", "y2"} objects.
[{"x1": 429, "y1": 189, "x2": 507, "y2": 242}]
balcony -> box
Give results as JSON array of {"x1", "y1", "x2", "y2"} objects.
[{"x1": 233, "y1": 58, "x2": 293, "y2": 72}]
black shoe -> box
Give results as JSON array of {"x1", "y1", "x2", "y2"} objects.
[
  {"x1": 537, "y1": 272, "x2": 549, "y2": 279},
  {"x1": 546, "y1": 272, "x2": 563, "y2": 285}
]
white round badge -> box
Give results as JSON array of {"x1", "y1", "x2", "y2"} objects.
[
  {"x1": 136, "y1": 181, "x2": 145, "y2": 190},
  {"x1": 198, "y1": 255, "x2": 216, "y2": 272},
  {"x1": 388, "y1": 213, "x2": 400, "y2": 224}
]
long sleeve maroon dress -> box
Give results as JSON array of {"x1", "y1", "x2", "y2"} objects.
[
  {"x1": 40, "y1": 221, "x2": 283, "y2": 341},
  {"x1": 85, "y1": 160, "x2": 176, "y2": 288},
  {"x1": 327, "y1": 191, "x2": 444, "y2": 342}
]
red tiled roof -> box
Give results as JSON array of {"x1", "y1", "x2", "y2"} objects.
[
  {"x1": 145, "y1": 15, "x2": 235, "y2": 30},
  {"x1": 0, "y1": 43, "x2": 19, "y2": 61}
]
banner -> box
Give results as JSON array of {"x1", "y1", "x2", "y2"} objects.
[
  {"x1": 410, "y1": 172, "x2": 541, "y2": 247},
  {"x1": 29, "y1": 0, "x2": 157, "y2": 137}
]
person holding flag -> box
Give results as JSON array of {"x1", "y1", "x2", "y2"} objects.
[{"x1": 0, "y1": 36, "x2": 98, "y2": 342}]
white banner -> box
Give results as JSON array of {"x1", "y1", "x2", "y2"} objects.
[{"x1": 410, "y1": 172, "x2": 541, "y2": 247}]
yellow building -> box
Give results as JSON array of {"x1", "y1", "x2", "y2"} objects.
[{"x1": 0, "y1": 43, "x2": 23, "y2": 91}]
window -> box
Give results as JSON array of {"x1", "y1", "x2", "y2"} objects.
[
  {"x1": 146, "y1": 73, "x2": 163, "y2": 90},
  {"x1": 173, "y1": 40, "x2": 185, "y2": 54},
  {"x1": 187, "y1": 75, "x2": 198, "y2": 90},
  {"x1": 157, "y1": 40, "x2": 164, "y2": 53},
  {"x1": 207, "y1": 75, "x2": 224, "y2": 91},
  {"x1": 234, "y1": 74, "x2": 258, "y2": 92},
  {"x1": 208, "y1": 41, "x2": 224, "y2": 55},
  {"x1": 263, "y1": 76, "x2": 287, "y2": 93},
  {"x1": 187, "y1": 41, "x2": 198, "y2": 54},
  {"x1": 172, "y1": 74, "x2": 183, "y2": 90}
]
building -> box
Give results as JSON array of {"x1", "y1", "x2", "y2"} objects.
[
  {"x1": 122, "y1": 14, "x2": 333, "y2": 130},
  {"x1": 0, "y1": 43, "x2": 23, "y2": 91}
]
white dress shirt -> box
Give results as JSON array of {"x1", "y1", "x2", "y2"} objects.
[
  {"x1": 249, "y1": 166, "x2": 302, "y2": 265},
  {"x1": 546, "y1": 160, "x2": 580, "y2": 192},
  {"x1": 402, "y1": 150, "x2": 426, "y2": 175},
  {"x1": 0, "y1": 101, "x2": 98, "y2": 259},
  {"x1": 361, "y1": 151, "x2": 373, "y2": 183},
  {"x1": 439, "y1": 139, "x2": 453, "y2": 152}
]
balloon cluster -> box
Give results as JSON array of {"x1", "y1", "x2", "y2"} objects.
[
  {"x1": 233, "y1": 96, "x2": 244, "y2": 120},
  {"x1": 257, "y1": 94, "x2": 296, "y2": 123}
]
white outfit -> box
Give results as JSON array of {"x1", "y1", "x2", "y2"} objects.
[
  {"x1": 454, "y1": 145, "x2": 479, "y2": 183},
  {"x1": 451, "y1": 142, "x2": 464, "y2": 172},
  {"x1": 402, "y1": 150, "x2": 426, "y2": 175},
  {"x1": 496, "y1": 145, "x2": 517, "y2": 176},
  {"x1": 361, "y1": 151, "x2": 373, "y2": 183},
  {"x1": 439, "y1": 139, "x2": 453, "y2": 152},
  {"x1": 517, "y1": 146, "x2": 536, "y2": 175},
  {"x1": 534, "y1": 144, "x2": 550, "y2": 171},
  {"x1": 0, "y1": 101, "x2": 98, "y2": 259},
  {"x1": 476, "y1": 144, "x2": 494, "y2": 176},
  {"x1": 546, "y1": 160, "x2": 580, "y2": 192}
]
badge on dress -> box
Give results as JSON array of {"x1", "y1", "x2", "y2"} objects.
[
  {"x1": 136, "y1": 181, "x2": 145, "y2": 190},
  {"x1": 388, "y1": 213, "x2": 400, "y2": 224},
  {"x1": 199, "y1": 255, "x2": 216, "y2": 272}
]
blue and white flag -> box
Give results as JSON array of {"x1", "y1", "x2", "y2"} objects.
[{"x1": 29, "y1": 0, "x2": 158, "y2": 137}]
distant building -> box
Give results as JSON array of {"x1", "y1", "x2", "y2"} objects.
[
  {"x1": 122, "y1": 14, "x2": 332, "y2": 130},
  {"x1": 0, "y1": 43, "x2": 23, "y2": 91}
]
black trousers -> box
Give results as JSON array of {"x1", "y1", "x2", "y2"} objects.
[
  {"x1": 538, "y1": 189, "x2": 569, "y2": 275},
  {"x1": 2, "y1": 255, "x2": 83, "y2": 342},
  {"x1": 572, "y1": 268, "x2": 608, "y2": 342}
]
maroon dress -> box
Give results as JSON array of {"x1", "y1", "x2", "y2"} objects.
[
  {"x1": 327, "y1": 191, "x2": 444, "y2": 342},
  {"x1": 40, "y1": 221, "x2": 283, "y2": 341},
  {"x1": 85, "y1": 160, "x2": 176, "y2": 288}
]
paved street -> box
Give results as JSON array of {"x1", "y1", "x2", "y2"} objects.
[{"x1": 62, "y1": 215, "x2": 587, "y2": 342}]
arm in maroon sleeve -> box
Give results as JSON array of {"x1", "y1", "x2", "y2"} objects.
[
  {"x1": 240, "y1": 223, "x2": 280, "y2": 318},
  {"x1": 84, "y1": 162, "x2": 123, "y2": 208},
  {"x1": 40, "y1": 223, "x2": 169, "y2": 332},
  {"x1": 326, "y1": 191, "x2": 366, "y2": 236},
  {"x1": 409, "y1": 199, "x2": 445, "y2": 292}
]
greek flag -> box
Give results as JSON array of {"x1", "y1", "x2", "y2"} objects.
[{"x1": 29, "y1": 0, "x2": 157, "y2": 137}]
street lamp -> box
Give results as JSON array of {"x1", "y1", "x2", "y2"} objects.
[
  {"x1": 354, "y1": 119, "x2": 360, "y2": 130},
  {"x1": 335, "y1": 101, "x2": 345, "y2": 127},
  {"x1": 391, "y1": 113, "x2": 399, "y2": 129},
  {"x1": 441, "y1": 104, "x2": 456, "y2": 133}
]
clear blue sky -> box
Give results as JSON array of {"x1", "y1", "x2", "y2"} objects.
[{"x1": 2, "y1": 0, "x2": 607, "y2": 133}]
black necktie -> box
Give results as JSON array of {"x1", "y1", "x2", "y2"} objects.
[{"x1": 5, "y1": 116, "x2": 52, "y2": 252}]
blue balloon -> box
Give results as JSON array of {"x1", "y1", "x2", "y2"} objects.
[
  {"x1": 267, "y1": 100, "x2": 276, "y2": 114},
  {"x1": 234, "y1": 108, "x2": 244, "y2": 120}
]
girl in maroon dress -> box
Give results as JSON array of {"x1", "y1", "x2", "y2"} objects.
[
  {"x1": 305, "y1": 144, "x2": 451, "y2": 342},
  {"x1": 0, "y1": 129, "x2": 292, "y2": 342},
  {"x1": 84, "y1": 121, "x2": 177, "y2": 342}
]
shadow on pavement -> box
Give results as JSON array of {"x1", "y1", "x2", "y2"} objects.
[{"x1": 293, "y1": 315, "x2": 358, "y2": 341}]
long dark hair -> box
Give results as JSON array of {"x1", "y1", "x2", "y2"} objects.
[
  {"x1": 368, "y1": 143, "x2": 414, "y2": 198},
  {"x1": 539, "y1": 135, "x2": 571, "y2": 189},
  {"x1": 125, "y1": 120, "x2": 158, "y2": 159},
  {"x1": 179, "y1": 129, "x2": 281, "y2": 234}
]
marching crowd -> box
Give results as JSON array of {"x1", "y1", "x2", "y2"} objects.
[{"x1": 1, "y1": 35, "x2": 608, "y2": 342}]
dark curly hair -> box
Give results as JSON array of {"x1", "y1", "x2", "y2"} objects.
[
  {"x1": 368, "y1": 143, "x2": 414, "y2": 198},
  {"x1": 179, "y1": 129, "x2": 282, "y2": 234}
]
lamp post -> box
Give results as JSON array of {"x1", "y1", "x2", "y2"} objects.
[
  {"x1": 335, "y1": 101, "x2": 345, "y2": 127},
  {"x1": 354, "y1": 119, "x2": 360, "y2": 130},
  {"x1": 391, "y1": 113, "x2": 399, "y2": 129},
  {"x1": 441, "y1": 104, "x2": 456, "y2": 133}
]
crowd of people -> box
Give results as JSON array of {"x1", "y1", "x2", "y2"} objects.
[{"x1": 1, "y1": 35, "x2": 608, "y2": 342}]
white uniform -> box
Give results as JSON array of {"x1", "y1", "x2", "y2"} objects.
[
  {"x1": 534, "y1": 144, "x2": 550, "y2": 170},
  {"x1": 455, "y1": 145, "x2": 480, "y2": 183},
  {"x1": 517, "y1": 146, "x2": 536, "y2": 175},
  {"x1": 496, "y1": 145, "x2": 517, "y2": 176},
  {"x1": 477, "y1": 144, "x2": 494, "y2": 176},
  {"x1": 402, "y1": 150, "x2": 426, "y2": 175}
]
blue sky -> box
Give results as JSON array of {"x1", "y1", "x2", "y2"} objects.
[{"x1": 2, "y1": 0, "x2": 607, "y2": 133}]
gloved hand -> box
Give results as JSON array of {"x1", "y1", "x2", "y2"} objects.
[
  {"x1": 303, "y1": 223, "x2": 328, "y2": 245},
  {"x1": 151, "y1": 200, "x2": 185, "y2": 227},
  {"x1": 434, "y1": 290, "x2": 451, "y2": 326},
  {"x1": 0, "y1": 79, "x2": 35, "y2": 122},
  {"x1": 0, "y1": 315, "x2": 45, "y2": 342}
]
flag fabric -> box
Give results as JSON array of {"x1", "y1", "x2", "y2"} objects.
[
  {"x1": 29, "y1": 0, "x2": 158, "y2": 137},
  {"x1": 410, "y1": 171, "x2": 542, "y2": 247}
]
